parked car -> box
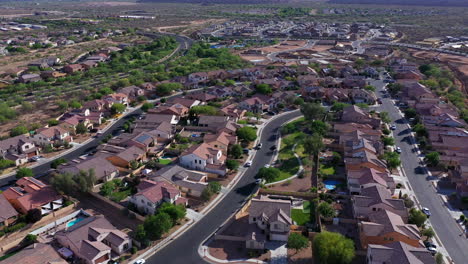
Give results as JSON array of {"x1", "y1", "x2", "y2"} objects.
[
  {"x1": 424, "y1": 241, "x2": 437, "y2": 249},
  {"x1": 30, "y1": 155, "x2": 44, "y2": 162},
  {"x1": 256, "y1": 143, "x2": 263, "y2": 149},
  {"x1": 390, "y1": 124, "x2": 397, "y2": 130},
  {"x1": 243, "y1": 148, "x2": 250, "y2": 154},
  {"x1": 244, "y1": 161, "x2": 252, "y2": 167},
  {"x1": 255, "y1": 178, "x2": 264, "y2": 185},
  {"x1": 422, "y1": 207, "x2": 431, "y2": 217},
  {"x1": 427, "y1": 246, "x2": 437, "y2": 255},
  {"x1": 135, "y1": 260, "x2": 146, "y2": 264},
  {"x1": 395, "y1": 147, "x2": 402, "y2": 154},
  {"x1": 377, "y1": 98, "x2": 382, "y2": 104}
]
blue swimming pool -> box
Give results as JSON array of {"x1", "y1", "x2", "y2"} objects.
[
  {"x1": 323, "y1": 180, "x2": 342, "y2": 190},
  {"x1": 66, "y1": 217, "x2": 86, "y2": 228}
]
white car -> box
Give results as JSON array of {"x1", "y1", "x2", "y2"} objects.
[
  {"x1": 245, "y1": 161, "x2": 252, "y2": 167},
  {"x1": 427, "y1": 246, "x2": 437, "y2": 255},
  {"x1": 422, "y1": 207, "x2": 431, "y2": 217},
  {"x1": 265, "y1": 164, "x2": 271, "y2": 168},
  {"x1": 395, "y1": 147, "x2": 402, "y2": 154},
  {"x1": 390, "y1": 125, "x2": 397, "y2": 130},
  {"x1": 135, "y1": 260, "x2": 146, "y2": 264},
  {"x1": 255, "y1": 178, "x2": 264, "y2": 185}
]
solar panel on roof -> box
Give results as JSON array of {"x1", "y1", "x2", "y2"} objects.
[{"x1": 29, "y1": 178, "x2": 45, "y2": 186}]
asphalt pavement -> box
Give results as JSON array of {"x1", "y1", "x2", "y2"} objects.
[
  {"x1": 145, "y1": 110, "x2": 303, "y2": 264},
  {"x1": 372, "y1": 79, "x2": 468, "y2": 263}
]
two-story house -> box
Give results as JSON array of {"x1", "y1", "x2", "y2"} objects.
[
  {"x1": 179, "y1": 143, "x2": 226, "y2": 176},
  {"x1": 129, "y1": 179, "x2": 184, "y2": 215},
  {"x1": 0, "y1": 135, "x2": 38, "y2": 166}
]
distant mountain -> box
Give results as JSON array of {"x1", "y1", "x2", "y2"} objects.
[{"x1": 328, "y1": 0, "x2": 468, "y2": 7}]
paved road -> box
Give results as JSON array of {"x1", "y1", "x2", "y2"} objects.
[
  {"x1": 372, "y1": 79, "x2": 468, "y2": 263},
  {"x1": 146, "y1": 110, "x2": 303, "y2": 264}
]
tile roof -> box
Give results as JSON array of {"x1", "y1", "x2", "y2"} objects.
[
  {"x1": 249, "y1": 196, "x2": 292, "y2": 225},
  {"x1": 368, "y1": 242, "x2": 435, "y2": 264},
  {"x1": 362, "y1": 210, "x2": 420, "y2": 239},
  {"x1": 135, "y1": 179, "x2": 180, "y2": 203},
  {"x1": 0, "y1": 194, "x2": 18, "y2": 222},
  {"x1": 1, "y1": 243, "x2": 67, "y2": 264}
]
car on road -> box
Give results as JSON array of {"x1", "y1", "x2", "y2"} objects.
[
  {"x1": 256, "y1": 143, "x2": 263, "y2": 149},
  {"x1": 135, "y1": 260, "x2": 146, "y2": 264},
  {"x1": 30, "y1": 155, "x2": 44, "y2": 162},
  {"x1": 395, "y1": 147, "x2": 402, "y2": 154},
  {"x1": 270, "y1": 145, "x2": 277, "y2": 151},
  {"x1": 390, "y1": 124, "x2": 396, "y2": 130},
  {"x1": 244, "y1": 161, "x2": 252, "y2": 167},
  {"x1": 422, "y1": 207, "x2": 431, "y2": 217},
  {"x1": 255, "y1": 178, "x2": 265, "y2": 185}
]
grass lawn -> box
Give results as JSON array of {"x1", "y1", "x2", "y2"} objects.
[
  {"x1": 158, "y1": 159, "x2": 172, "y2": 165},
  {"x1": 320, "y1": 164, "x2": 335, "y2": 176},
  {"x1": 302, "y1": 201, "x2": 311, "y2": 213},
  {"x1": 110, "y1": 189, "x2": 132, "y2": 202},
  {"x1": 292, "y1": 209, "x2": 310, "y2": 226}
]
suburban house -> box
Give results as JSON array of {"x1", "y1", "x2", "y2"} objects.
[
  {"x1": 341, "y1": 105, "x2": 381, "y2": 128},
  {"x1": 149, "y1": 165, "x2": 208, "y2": 197},
  {"x1": 221, "y1": 104, "x2": 246, "y2": 121},
  {"x1": 239, "y1": 96, "x2": 267, "y2": 114},
  {"x1": 0, "y1": 194, "x2": 19, "y2": 230},
  {"x1": 166, "y1": 97, "x2": 200, "y2": 109},
  {"x1": 33, "y1": 126, "x2": 73, "y2": 146},
  {"x1": 155, "y1": 103, "x2": 189, "y2": 117},
  {"x1": 359, "y1": 210, "x2": 421, "y2": 249},
  {"x1": 450, "y1": 158, "x2": 468, "y2": 197},
  {"x1": 198, "y1": 115, "x2": 229, "y2": 127},
  {"x1": 2, "y1": 243, "x2": 67, "y2": 264},
  {"x1": 2, "y1": 177, "x2": 62, "y2": 215},
  {"x1": 63, "y1": 64, "x2": 84, "y2": 74},
  {"x1": 347, "y1": 168, "x2": 396, "y2": 194},
  {"x1": 203, "y1": 131, "x2": 237, "y2": 154},
  {"x1": 129, "y1": 179, "x2": 185, "y2": 215},
  {"x1": 118, "y1": 85, "x2": 145, "y2": 101},
  {"x1": 248, "y1": 196, "x2": 292, "y2": 242},
  {"x1": 96, "y1": 144, "x2": 146, "y2": 169},
  {"x1": 55, "y1": 215, "x2": 131, "y2": 264},
  {"x1": 103, "y1": 93, "x2": 129, "y2": 106},
  {"x1": 352, "y1": 185, "x2": 408, "y2": 222},
  {"x1": 107, "y1": 131, "x2": 157, "y2": 152},
  {"x1": 179, "y1": 143, "x2": 226, "y2": 175},
  {"x1": 19, "y1": 73, "x2": 42, "y2": 83},
  {"x1": 57, "y1": 156, "x2": 119, "y2": 183},
  {"x1": 345, "y1": 149, "x2": 388, "y2": 173},
  {"x1": 0, "y1": 135, "x2": 38, "y2": 165},
  {"x1": 41, "y1": 70, "x2": 67, "y2": 79},
  {"x1": 133, "y1": 114, "x2": 179, "y2": 131},
  {"x1": 366, "y1": 242, "x2": 436, "y2": 264}
]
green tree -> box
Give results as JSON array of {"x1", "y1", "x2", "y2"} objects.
[
  {"x1": 16, "y1": 167, "x2": 33, "y2": 179},
  {"x1": 379, "y1": 112, "x2": 391, "y2": 124},
  {"x1": 331, "y1": 102, "x2": 348, "y2": 112},
  {"x1": 10, "y1": 125, "x2": 28, "y2": 137},
  {"x1": 364, "y1": 85, "x2": 376, "y2": 92},
  {"x1": 293, "y1": 97, "x2": 304, "y2": 106},
  {"x1": 225, "y1": 79, "x2": 235, "y2": 86},
  {"x1": 226, "y1": 160, "x2": 239, "y2": 171},
  {"x1": 310, "y1": 120, "x2": 329, "y2": 136},
  {"x1": 404, "y1": 108, "x2": 417, "y2": 119},
  {"x1": 135, "y1": 224, "x2": 147, "y2": 242},
  {"x1": 207, "y1": 181, "x2": 221, "y2": 194},
  {"x1": 189, "y1": 105, "x2": 218, "y2": 117},
  {"x1": 75, "y1": 122, "x2": 87, "y2": 134},
  {"x1": 303, "y1": 134, "x2": 324, "y2": 156},
  {"x1": 236, "y1": 127, "x2": 257, "y2": 142},
  {"x1": 256, "y1": 167, "x2": 281, "y2": 183},
  {"x1": 317, "y1": 202, "x2": 335, "y2": 218},
  {"x1": 141, "y1": 102, "x2": 154, "y2": 112},
  {"x1": 313, "y1": 231, "x2": 355, "y2": 264},
  {"x1": 425, "y1": 152, "x2": 440, "y2": 167},
  {"x1": 354, "y1": 59, "x2": 365, "y2": 69},
  {"x1": 301, "y1": 103, "x2": 325, "y2": 121},
  {"x1": 156, "y1": 82, "x2": 182, "y2": 96},
  {"x1": 435, "y1": 253, "x2": 443, "y2": 264},
  {"x1": 159, "y1": 203, "x2": 186, "y2": 225},
  {"x1": 69, "y1": 100, "x2": 82, "y2": 109},
  {"x1": 255, "y1": 84, "x2": 272, "y2": 95},
  {"x1": 144, "y1": 212, "x2": 172, "y2": 240},
  {"x1": 383, "y1": 152, "x2": 401, "y2": 170},
  {"x1": 26, "y1": 208, "x2": 42, "y2": 223},
  {"x1": 382, "y1": 136, "x2": 395, "y2": 147},
  {"x1": 413, "y1": 124, "x2": 428, "y2": 138},
  {"x1": 48, "y1": 119, "x2": 59, "y2": 126},
  {"x1": 287, "y1": 233, "x2": 309, "y2": 253},
  {"x1": 51, "y1": 172, "x2": 76, "y2": 195},
  {"x1": 75, "y1": 169, "x2": 96, "y2": 193},
  {"x1": 111, "y1": 103, "x2": 126, "y2": 115},
  {"x1": 421, "y1": 227, "x2": 435, "y2": 241},
  {"x1": 100, "y1": 181, "x2": 116, "y2": 196},
  {"x1": 51, "y1": 158, "x2": 67, "y2": 169},
  {"x1": 408, "y1": 208, "x2": 427, "y2": 227},
  {"x1": 228, "y1": 144, "x2": 243, "y2": 159}
]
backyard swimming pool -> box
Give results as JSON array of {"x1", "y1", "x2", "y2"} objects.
[
  {"x1": 66, "y1": 217, "x2": 86, "y2": 228},
  {"x1": 323, "y1": 179, "x2": 342, "y2": 190}
]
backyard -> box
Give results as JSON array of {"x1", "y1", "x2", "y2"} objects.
[{"x1": 291, "y1": 201, "x2": 315, "y2": 226}]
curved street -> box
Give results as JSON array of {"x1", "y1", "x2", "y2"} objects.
[{"x1": 145, "y1": 110, "x2": 303, "y2": 264}]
